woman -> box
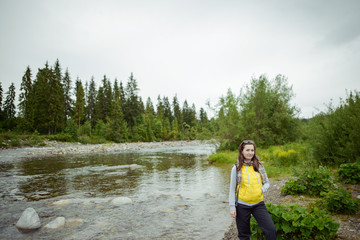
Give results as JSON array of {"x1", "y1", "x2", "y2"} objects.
[{"x1": 229, "y1": 140, "x2": 276, "y2": 240}]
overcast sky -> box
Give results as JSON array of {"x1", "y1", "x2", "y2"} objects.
[{"x1": 1, "y1": 0, "x2": 359, "y2": 118}]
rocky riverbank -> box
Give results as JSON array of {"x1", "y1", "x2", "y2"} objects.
[{"x1": 6, "y1": 139, "x2": 218, "y2": 158}]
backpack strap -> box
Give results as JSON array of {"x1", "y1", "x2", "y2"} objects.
[{"x1": 235, "y1": 163, "x2": 239, "y2": 206}]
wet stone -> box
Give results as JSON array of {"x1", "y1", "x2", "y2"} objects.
[
  {"x1": 43, "y1": 217, "x2": 65, "y2": 230},
  {"x1": 15, "y1": 207, "x2": 41, "y2": 232}
]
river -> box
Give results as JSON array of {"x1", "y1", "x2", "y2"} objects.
[{"x1": 0, "y1": 142, "x2": 233, "y2": 239}]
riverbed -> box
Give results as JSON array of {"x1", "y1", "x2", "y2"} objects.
[{"x1": 0, "y1": 141, "x2": 233, "y2": 239}]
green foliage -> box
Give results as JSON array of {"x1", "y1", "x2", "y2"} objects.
[
  {"x1": 281, "y1": 166, "x2": 334, "y2": 196},
  {"x1": 77, "y1": 135, "x2": 107, "y2": 144},
  {"x1": 206, "y1": 151, "x2": 238, "y2": 163},
  {"x1": 0, "y1": 131, "x2": 45, "y2": 148},
  {"x1": 78, "y1": 120, "x2": 91, "y2": 136},
  {"x1": 319, "y1": 187, "x2": 359, "y2": 214},
  {"x1": 4, "y1": 83, "x2": 16, "y2": 119},
  {"x1": 239, "y1": 75, "x2": 300, "y2": 147},
  {"x1": 93, "y1": 119, "x2": 108, "y2": 138},
  {"x1": 311, "y1": 91, "x2": 360, "y2": 165},
  {"x1": 251, "y1": 204, "x2": 339, "y2": 240},
  {"x1": 214, "y1": 75, "x2": 300, "y2": 150},
  {"x1": 47, "y1": 133, "x2": 73, "y2": 142},
  {"x1": 336, "y1": 160, "x2": 360, "y2": 184},
  {"x1": 64, "y1": 119, "x2": 78, "y2": 140},
  {"x1": 257, "y1": 142, "x2": 314, "y2": 167}
]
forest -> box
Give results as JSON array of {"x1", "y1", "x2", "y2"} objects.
[{"x1": 1, "y1": 59, "x2": 360, "y2": 166}]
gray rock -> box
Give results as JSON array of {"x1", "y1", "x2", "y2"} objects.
[
  {"x1": 357, "y1": 195, "x2": 360, "y2": 200},
  {"x1": 15, "y1": 207, "x2": 41, "y2": 232},
  {"x1": 43, "y1": 217, "x2": 65, "y2": 230},
  {"x1": 111, "y1": 197, "x2": 133, "y2": 205}
]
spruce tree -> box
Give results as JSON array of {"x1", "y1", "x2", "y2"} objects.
[
  {"x1": 4, "y1": 83, "x2": 16, "y2": 119},
  {"x1": 108, "y1": 99, "x2": 128, "y2": 142},
  {"x1": 18, "y1": 66, "x2": 33, "y2": 133},
  {"x1": 73, "y1": 77, "x2": 85, "y2": 128},
  {"x1": 95, "y1": 85, "x2": 105, "y2": 122},
  {"x1": 172, "y1": 95, "x2": 183, "y2": 137},
  {"x1": 63, "y1": 68, "x2": 73, "y2": 119},
  {"x1": 156, "y1": 95, "x2": 164, "y2": 120},
  {"x1": 49, "y1": 60, "x2": 65, "y2": 134},
  {"x1": 0, "y1": 82, "x2": 3, "y2": 121},
  {"x1": 119, "y1": 81, "x2": 126, "y2": 113},
  {"x1": 32, "y1": 67, "x2": 51, "y2": 133},
  {"x1": 124, "y1": 73, "x2": 142, "y2": 134},
  {"x1": 85, "y1": 77, "x2": 97, "y2": 131}
]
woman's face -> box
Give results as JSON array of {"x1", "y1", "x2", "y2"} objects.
[{"x1": 242, "y1": 144, "x2": 255, "y2": 161}]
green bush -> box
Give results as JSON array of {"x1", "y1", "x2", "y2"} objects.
[
  {"x1": 311, "y1": 91, "x2": 360, "y2": 166},
  {"x1": 78, "y1": 121, "x2": 92, "y2": 136},
  {"x1": 64, "y1": 119, "x2": 78, "y2": 140},
  {"x1": 251, "y1": 203, "x2": 339, "y2": 240},
  {"x1": 336, "y1": 160, "x2": 360, "y2": 184},
  {"x1": 281, "y1": 166, "x2": 334, "y2": 196},
  {"x1": 77, "y1": 135, "x2": 107, "y2": 144},
  {"x1": 319, "y1": 187, "x2": 359, "y2": 214},
  {"x1": 47, "y1": 133, "x2": 74, "y2": 142},
  {"x1": 206, "y1": 151, "x2": 238, "y2": 163}
]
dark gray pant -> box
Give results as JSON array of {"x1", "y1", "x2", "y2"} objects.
[{"x1": 235, "y1": 201, "x2": 276, "y2": 240}]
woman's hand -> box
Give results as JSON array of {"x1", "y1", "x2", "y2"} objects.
[{"x1": 230, "y1": 210, "x2": 236, "y2": 218}]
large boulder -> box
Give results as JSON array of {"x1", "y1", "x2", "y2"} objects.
[
  {"x1": 15, "y1": 208, "x2": 41, "y2": 232},
  {"x1": 111, "y1": 197, "x2": 133, "y2": 206},
  {"x1": 43, "y1": 217, "x2": 65, "y2": 230}
]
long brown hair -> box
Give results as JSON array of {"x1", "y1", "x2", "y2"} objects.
[{"x1": 237, "y1": 140, "x2": 259, "y2": 172}]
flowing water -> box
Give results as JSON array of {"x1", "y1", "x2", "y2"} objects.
[{"x1": 0, "y1": 143, "x2": 233, "y2": 239}]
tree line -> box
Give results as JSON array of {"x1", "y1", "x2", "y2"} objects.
[
  {"x1": 0, "y1": 59, "x2": 213, "y2": 142},
  {"x1": 1, "y1": 60, "x2": 359, "y2": 166}
]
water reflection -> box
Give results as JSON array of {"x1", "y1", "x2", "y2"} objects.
[
  {"x1": 14, "y1": 150, "x2": 207, "y2": 200},
  {"x1": 0, "y1": 144, "x2": 233, "y2": 239}
]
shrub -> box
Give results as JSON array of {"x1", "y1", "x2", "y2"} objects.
[
  {"x1": 336, "y1": 160, "x2": 360, "y2": 184},
  {"x1": 64, "y1": 119, "x2": 78, "y2": 140},
  {"x1": 251, "y1": 203, "x2": 340, "y2": 240},
  {"x1": 47, "y1": 133, "x2": 73, "y2": 142},
  {"x1": 281, "y1": 166, "x2": 334, "y2": 196},
  {"x1": 78, "y1": 121, "x2": 92, "y2": 136},
  {"x1": 206, "y1": 151, "x2": 238, "y2": 164},
  {"x1": 319, "y1": 187, "x2": 360, "y2": 214}
]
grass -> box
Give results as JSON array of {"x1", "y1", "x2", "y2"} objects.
[
  {"x1": 207, "y1": 141, "x2": 315, "y2": 179},
  {"x1": 0, "y1": 131, "x2": 46, "y2": 148}
]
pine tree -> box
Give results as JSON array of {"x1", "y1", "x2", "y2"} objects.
[
  {"x1": 156, "y1": 95, "x2": 164, "y2": 120},
  {"x1": 4, "y1": 83, "x2": 16, "y2": 118},
  {"x1": 124, "y1": 73, "x2": 142, "y2": 133},
  {"x1": 32, "y1": 66, "x2": 51, "y2": 133},
  {"x1": 103, "y1": 75, "x2": 113, "y2": 120},
  {"x1": 0, "y1": 82, "x2": 3, "y2": 121},
  {"x1": 119, "y1": 81, "x2": 126, "y2": 113},
  {"x1": 145, "y1": 97, "x2": 155, "y2": 116},
  {"x1": 48, "y1": 60, "x2": 65, "y2": 134},
  {"x1": 172, "y1": 95, "x2": 183, "y2": 137},
  {"x1": 163, "y1": 96, "x2": 173, "y2": 123},
  {"x1": 73, "y1": 77, "x2": 85, "y2": 128},
  {"x1": 63, "y1": 68, "x2": 73, "y2": 119},
  {"x1": 113, "y1": 78, "x2": 120, "y2": 102},
  {"x1": 95, "y1": 85, "x2": 105, "y2": 122},
  {"x1": 108, "y1": 99, "x2": 128, "y2": 142},
  {"x1": 18, "y1": 66, "x2": 33, "y2": 133},
  {"x1": 85, "y1": 77, "x2": 97, "y2": 131}
]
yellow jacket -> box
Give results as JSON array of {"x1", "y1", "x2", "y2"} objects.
[{"x1": 237, "y1": 165, "x2": 263, "y2": 204}]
